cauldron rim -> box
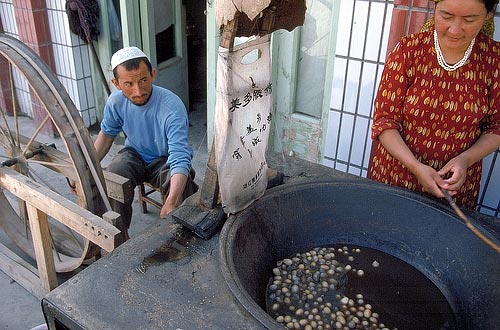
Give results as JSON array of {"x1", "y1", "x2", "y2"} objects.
[{"x1": 219, "y1": 178, "x2": 500, "y2": 329}]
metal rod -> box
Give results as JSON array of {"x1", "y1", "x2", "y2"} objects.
[{"x1": 1, "y1": 146, "x2": 45, "y2": 167}]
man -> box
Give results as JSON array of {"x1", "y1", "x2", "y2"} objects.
[{"x1": 93, "y1": 46, "x2": 198, "y2": 240}]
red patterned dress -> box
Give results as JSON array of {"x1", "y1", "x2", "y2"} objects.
[{"x1": 369, "y1": 28, "x2": 500, "y2": 209}]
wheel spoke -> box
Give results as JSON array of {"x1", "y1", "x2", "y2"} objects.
[
  {"x1": 22, "y1": 113, "x2": 51, "y2": 155},
  {"x1": 9, "y1": 62, "x2": 20, "y2": 149},
  {"x1": 26, "y1": 159, "x2": 74, "y2": 169}
]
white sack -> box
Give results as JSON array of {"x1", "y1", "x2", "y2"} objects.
[{"x1": 214, "y1": 35, "x2": 272, "y2": 214}]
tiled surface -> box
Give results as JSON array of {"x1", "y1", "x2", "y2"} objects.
[
  {"x1": 12, "y1": 68, "x2": 32, "y2": 114},
  {"x1": 0, "y1": 1, "x2": 18, "y2": 36},
  {"x1": 13, "y1": 2, "x2": 54, "y2": 66},
  {"x1": 45, "y1": 0, "x2": 64, "y2": 11},
  {"x1": 0, "y1": 1, "x2": 18, "y2": 123},
  {"x1": 0, "y1": 0, "x2": 97, "y2": 126},
  {"x1": 394, "y1": 0, "x2": 430, "y2": 8},
  {"x1": 386, "y1": 8, "x2": 408, "y2": 50},
  {"x1": 0, "y1": 29, "x2": 13, "y2": 114},
  {"x1": 45, "y1": 3, "x2": 97, "y2": 126}
]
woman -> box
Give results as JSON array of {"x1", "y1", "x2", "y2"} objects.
[{"x1": 368, "y1": 0, "x2": 500, "y2": 209}]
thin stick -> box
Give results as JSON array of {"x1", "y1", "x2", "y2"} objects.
[
  {"x1": 441, "y1": 188, "x2": 500, "y2": 253},
  {"x1": 22, "y1": 114, "x2": 51, "y2": 155}
]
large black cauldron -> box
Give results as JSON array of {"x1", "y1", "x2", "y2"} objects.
[{"x1": 219, "y1": 179, "x2": 500, "y2": 329}]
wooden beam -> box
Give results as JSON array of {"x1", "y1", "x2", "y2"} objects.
[
  {"x1": 103, "y1": 170, "x2": 134, "y2": 204},
  {"x1": 102, "y1": 210, "x2": 127, "y2": 247},
  {"x1": 0, "y1": 242, "x2": 47, "y2": 299},
  {"x1": 26, "y1": 204, "x2": 58, "y2": 292},
  {"x1": 0, "y1": 167, "x2": 120, "y2": 252}
]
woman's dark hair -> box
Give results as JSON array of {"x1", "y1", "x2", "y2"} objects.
[
  {"x1": 483, "y1": 0, "x2": 499, "y2": 13},
  {"x1": 113, "y1": 57, "x2": 153, "y2": 79},
  {"x1": 434, "y1": 0, "x2": 498, "y2": 13}
]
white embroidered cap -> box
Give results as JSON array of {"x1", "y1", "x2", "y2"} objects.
[{"x1": 111, "y1": 46, "x2": 148, "y2": 70}]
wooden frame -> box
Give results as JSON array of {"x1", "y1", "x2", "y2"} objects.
[{"x1": 0, "y1": 166, "x2": 128, "y2": 299}]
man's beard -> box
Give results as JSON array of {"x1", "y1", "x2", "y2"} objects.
[{"x1": 130, "y1": 91, "x2": 152, "y2": 106}]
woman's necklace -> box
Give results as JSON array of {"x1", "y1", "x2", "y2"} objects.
[{"x1": 434, "y1": 30, "x2": 475, "y2": 71}]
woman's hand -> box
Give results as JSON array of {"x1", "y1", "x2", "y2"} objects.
[
  {"x1": 436, "y1": 134, "x2": 500, "y2": 196},
  {"x1": 378, "y1": 129, "x2": 446, "y2": 198},
  {"x1": 412, "y1": 163, "x2": 447, "y2": 198},
  {"x1": 437, "y1": 155, "x2": 469, "y2": 196}
]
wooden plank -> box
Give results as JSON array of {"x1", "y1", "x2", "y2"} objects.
[
  {"x1": 0, "y1": 242, "x2": 47, "y2": 299},
  {"x1": 26, "y1": 204, "x2": 58, "y2": 292},
  {"x1": 0, "y1": 167, "x2": 120, "y2": 252},
  {"x1": 103, "y1": 170, "x2": 134, "y2": 204},
  {"x1": 102, "y1": 211, "x2": 127, "y2": 248}
]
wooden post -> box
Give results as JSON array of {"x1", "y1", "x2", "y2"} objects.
[
  {"x1": 199, "y1": 13, "x2": 240, "y2": 209},
  {"x1": 0, "y1": 166, "x2": 123, "y2": 297},
  {"x1": 26, "y1": 204, "x2": 58, "y2": 292},
  {"x1": 200, "y1": 141, "x2": 219, "y2": 209}
]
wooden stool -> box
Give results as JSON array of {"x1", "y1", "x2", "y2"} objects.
[{"x1": 137, "y1": 182, "x2": 165, "y2": 213}]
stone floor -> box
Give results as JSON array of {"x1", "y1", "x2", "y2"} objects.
[{"x1": 0, "y1": 104, "x2": 209, "y2": 329}]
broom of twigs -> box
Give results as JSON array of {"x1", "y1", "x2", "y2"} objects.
[
  {"x1": 441, "y1": 188, "x2": 500, "y2": 253},
  {"x1": 66, "y1": 0, "x2": 111, "y2": 96}
]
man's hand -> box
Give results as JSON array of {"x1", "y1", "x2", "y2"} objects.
[
  {"x1": 159, "y1": 173, "x2": 188, "y2": 218},
  {"x1": 160, "y1": 200, "x2": 177, "y2": 218}
]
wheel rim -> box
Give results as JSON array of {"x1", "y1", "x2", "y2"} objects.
[{"x1": 0, "y1": 34, "x2": 108, "y2": 272}]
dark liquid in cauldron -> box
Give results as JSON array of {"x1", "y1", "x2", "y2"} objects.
[{"x1": 266, "y1": 244, "x2": 457, "y2": 330}]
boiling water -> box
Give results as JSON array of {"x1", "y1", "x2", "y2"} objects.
[{"x1": 266, "y1": 244, "x2": 456, "y2": 330}]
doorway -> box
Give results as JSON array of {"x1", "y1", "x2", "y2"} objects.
[
  {"x1": 106, "y1": 0, "x2": 207, "y2": 113},
  {"x1": 184, "y1": 0, "x2": 207, "y2": 114}
]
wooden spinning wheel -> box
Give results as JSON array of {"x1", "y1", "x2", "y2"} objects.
[{"x1": 0, "y1": 34, "x2": 113, "y2": 274}]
